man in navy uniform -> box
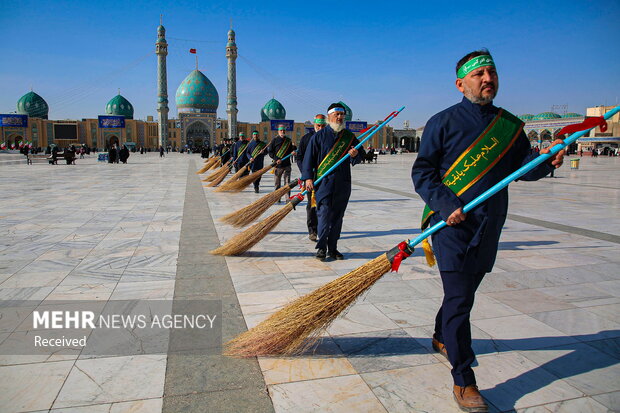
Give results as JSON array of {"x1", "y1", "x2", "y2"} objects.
[
  {"x1": 412, "y1": 49, "x2": 565, "y2": 412},
  {"x1": 296, "y1": 114, "x2": 326, "y2": 241},
  {"x1": 245, "y1": 131, "x2": 267, "y2": 193},
  {"x1": 268, "y1": 124, "x2": 295, "y2": 202},
  {"x1": 302, "y1": 103, "x2": 364, "y2": 261},
  {"x1": 231, "y1": 132, "x2": 249, "y2": 174}
]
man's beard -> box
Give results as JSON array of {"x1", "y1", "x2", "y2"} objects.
[
  {"x1": 463, "y1": 82, "x2": 497, "y2": 105},
  {"x1": 328, "y1": 121, "x2": 345, "y2": 133}
]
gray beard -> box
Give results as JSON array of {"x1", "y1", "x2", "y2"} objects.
[
  {"x1": 329, "y1": 121, "x2": 345, "y2": 133},
  {"x1": 463, "y1": 83, "x2": 496, "y2": 105}
]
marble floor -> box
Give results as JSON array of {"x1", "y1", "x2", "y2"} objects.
[{"x1": 0, "y1": 152, "x2": 618, "y2": 412}]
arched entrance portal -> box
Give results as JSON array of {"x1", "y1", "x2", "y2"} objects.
[
  {"x1": 107, "y1": 136, "x2": 119, "y2": 150},
  {"x1": 186, "y1": 121, "x2": 210, "y2": 151},
  {"x1": 7, "y1": 133, "x2": 24, "y2": 148}
]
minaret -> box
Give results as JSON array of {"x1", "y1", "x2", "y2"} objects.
[
  {"x1": 156, "y1": 18, "x2": 169, "y2": 148},
  {"x1": 226, "y1": 26, "x2": 238, "y2": 141}
]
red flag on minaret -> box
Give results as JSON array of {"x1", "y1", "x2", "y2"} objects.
[{"x1": 189, "y1": 48, "x2": 197, "y2": 54}]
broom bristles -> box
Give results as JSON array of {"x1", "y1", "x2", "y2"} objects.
[
  {"x1": 220, "y1": 185, "x2": 294, "y2": 227},
  {"x1": 196, "y1": 157, "x2": 217, "y2": 174},
  {"x1": 203, "y1": 161, "x2": 229, "y2": 182},
  {"x1": 211, "y1": 203, "x2": 294, "y2": 255},
  {"x1": 206, "y1": 165, "x2": 231, "y2": 187},
  {"x1": 208, "y1": 158, "x2": 222, "y2": 170},
  {"x1": 219, "y1": 164, "x2": 274, "y2": 193},
  {"x1": 225, "y1": 253, "x2": 392, "y2": 357},
  {"x1": 215, "y1": 164, "x2": 250, "y2": 192}
]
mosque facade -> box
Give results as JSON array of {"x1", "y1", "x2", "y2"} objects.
[{"x1": 1, "y1": 22, "x2": 406, "y2": 153}]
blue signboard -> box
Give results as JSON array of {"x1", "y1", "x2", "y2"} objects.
[
  {"x1": 346, "y1": 121, "x2": 367, "y2": 132},
  {"x1": 270, "y1": 120, "x2": 294, "y2": 131},
  {"x1": 0, "y1": 114, "x2": 28, "y2": 127},
  {"x1": 98, "y1": 115, "x2": 125, "y2": 129}
]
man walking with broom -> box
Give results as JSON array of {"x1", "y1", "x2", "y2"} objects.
[
  {"x1": 303, "y1": 103, "x2": 364, "y2": 261},
  {"x1": 296, "y1": 114, "x2": 326, "y2": 242},
  {"x1": 412, "y1": 49, "x2": 565, "y2": 412},
  {"x1": 245, "y1": 130, "x2": 267, "y2": 193},
  {"x1": 268, "y1": 125, "x2": 295, "y2": 203},
  {"x1": 232, "y1": 132, "x2": 249, "y2": 174}
]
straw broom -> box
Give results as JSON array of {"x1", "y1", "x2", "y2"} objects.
[
  {"x1": 222, "y1": 105, "x2": 620, "y2": 357},
  {"x1": 225, "y1": 246, "x2": 407, "y2": 356},
  {"x1": 211, "y1": 201, "x2": 296, "y2": 255},
  {"x1": 214, "y1": 164, "x2": 250, "y2": 192},
  {"x1": 220, "y1": 181, "x2": 299, "y2": 227},
  {"x1": 208, "y1": 157, "x2": 222, "y2": 170},
  {"x1": 203, "y1": 161, "x2": 230, "y2": 182},
  {"x1": 205, "y1": 164, "x2": 232, "y2": 187},
  {"x1": 217, "y1": 163, "x2": 276, "y2": 192},
  {"x1": 196, "y1": 157, "x2": 218, "y2": 174}
]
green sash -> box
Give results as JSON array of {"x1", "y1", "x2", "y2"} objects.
[
  {"x1": 275, "y1": 138, "x2": 292, "y2": 159},
  {"x1": 421, "y1": 108, "x2": 523, "y2": 229},
  {"x1": 250, "y1": 141, "x2": 266, "y2": 158},
  {"x1": 236, "y1": 142, "x2": 248, "y2": 160},
  {"x1": 316, "y1": 130, "x2": 356, "y2": 179}
]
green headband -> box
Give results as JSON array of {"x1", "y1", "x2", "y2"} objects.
[
  {"x1": 314, "y1": 118, "x2": 326, "y2": 125},
  {"x1": 457, "y1": 55, "x2": 495, "y2": 79},
  {"x1": 278, "y1": 126, "x2": 286, "y2": 131}
]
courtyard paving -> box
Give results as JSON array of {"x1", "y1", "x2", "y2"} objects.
[{"x1": 0, "y1": 151, "x2": 618, "y2": 412}]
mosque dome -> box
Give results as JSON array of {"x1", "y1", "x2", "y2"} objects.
[
  {"x1": 261, "y1": 98, "x2": 286, "y2": 121},
  {"x1": 338, "y1": 101, "x2": 353, "y2": 121},
  {"x1": 533, "y1": 112, "x2": 561, "y2": 120},
  {"x1": 16, "y1": 91, "x2": 49, "y2": 119},
  {"x1": 518, "y1": 114, "x2": 535, "y2": 121},
  {"x1": 562, "y1": 112, "x2": 583, "y2": 118},
  {"x1": 105, "y1": 94, "x2": 134, "y2": 119},
  {"x1": 176, "y1": 70, "x2": 219, "y2": 113}
]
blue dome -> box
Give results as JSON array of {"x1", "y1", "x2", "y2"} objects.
[
  {"x1": 518, "y1": 114, "x2": 535, "y2": 121},
  {"x1": 175, "y1": 70, "x2": 219, "y2": 113},
  {"x1": 261, "y1": 98, "x2": 286, "y2": 121},
  {"x1": 562, "y1": 112, "x2": 583, "y2": 118}
]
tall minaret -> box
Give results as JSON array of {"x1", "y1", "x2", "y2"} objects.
[
  {"x1": 156, "y1": 18, "x2": 169, "y2": 148},
  {"x1": 226, "y1": 26, "x2": 238, "y2": 141}
]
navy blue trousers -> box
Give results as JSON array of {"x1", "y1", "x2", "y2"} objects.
[
  {"x1": 315, "y1": 196, "x2": 347, "y2": 252},
  {"x1": 434, "y1": 270, "x2": 486, "y2": 386}
]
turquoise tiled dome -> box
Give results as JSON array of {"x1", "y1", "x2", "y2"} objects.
[
  {"x1": 518, "y1": 114, "x2": 535, "y2": 121},
  {"x1": 562, "y1": 112, "x2": 583, "y2": 118},
  {"x1": 533, "y1": 112, "x2": 561, "y2": 120},
  {"x1": 261, "y1": 98, "x2": 286, "y2": 121},
  {"x1": 176, "y1": 70, "x2": 219, "y2": 113},
  {"x1": 338, "y1": 101, "x2": 353, "y2": 121},
  {"x1": 106, "y1": 94, "x2": 134, "y2": 119},
  {"x1": 16, "y1": 91, "x2": 49, "y2": 119}
]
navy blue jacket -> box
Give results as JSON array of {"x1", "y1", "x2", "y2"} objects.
[
  {"x1": 412, "y1": 97, "x2": 553, "y2": 273},
  {"x1": 301, "y1": 126, "x2": 364, "y2": 205},
  {"x1": 232, "y1": 139, "x2": 249, "y2": 168},
  {"x1": 268, "y1": 136, "x2": 294, "y2": 168},
  {"x1": 244, "y1": 139, "x2": 266, "y2": 172},
  {"x1": 296, "y1": 131, "x2": 315, "y2": 173}
]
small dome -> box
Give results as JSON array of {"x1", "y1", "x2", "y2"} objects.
[
  {"x1": 562, "y1": 112, "x2": 583, "y2": 118},
  {"x1": 176, "y1": 70, "x2": 219, "y2": 113},
  {"x1": 106, "y1": 94, "x2": 134, "y2": 119},
  {"x1": 533, "y1": 112, "x2": 561, "y2": 120},
  {"x1": 338, "y1": 101, "x2": 353, "y2": 121},
  {"x1": 261, "y1": 98, "x2": 286, "y2": 121},
  {"x1": 518, "y1": 114, "x2": 535, "y2": 121},
  {"x1": 16, "y1": 91, "x2": 49, "y2": 119}
]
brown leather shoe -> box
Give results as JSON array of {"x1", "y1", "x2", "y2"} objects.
[
  {"x1": 453, "y1": 385, "x2": 488, "y2": 412},
  {"x1": 432, "y1": 337, "x2": 448, "y2": 360}
]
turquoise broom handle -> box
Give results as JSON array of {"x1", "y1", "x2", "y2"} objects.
[
  {"x1": 299, "y1": 106, "x2": 405, "y2": 196},
  {"x1": 408, "y1": 105, "x2": 620, "y2": 248}
]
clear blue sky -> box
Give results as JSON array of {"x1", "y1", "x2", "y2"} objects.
[{"x1": 1, "y1": 0, "x2": 618, "y2": 127}]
